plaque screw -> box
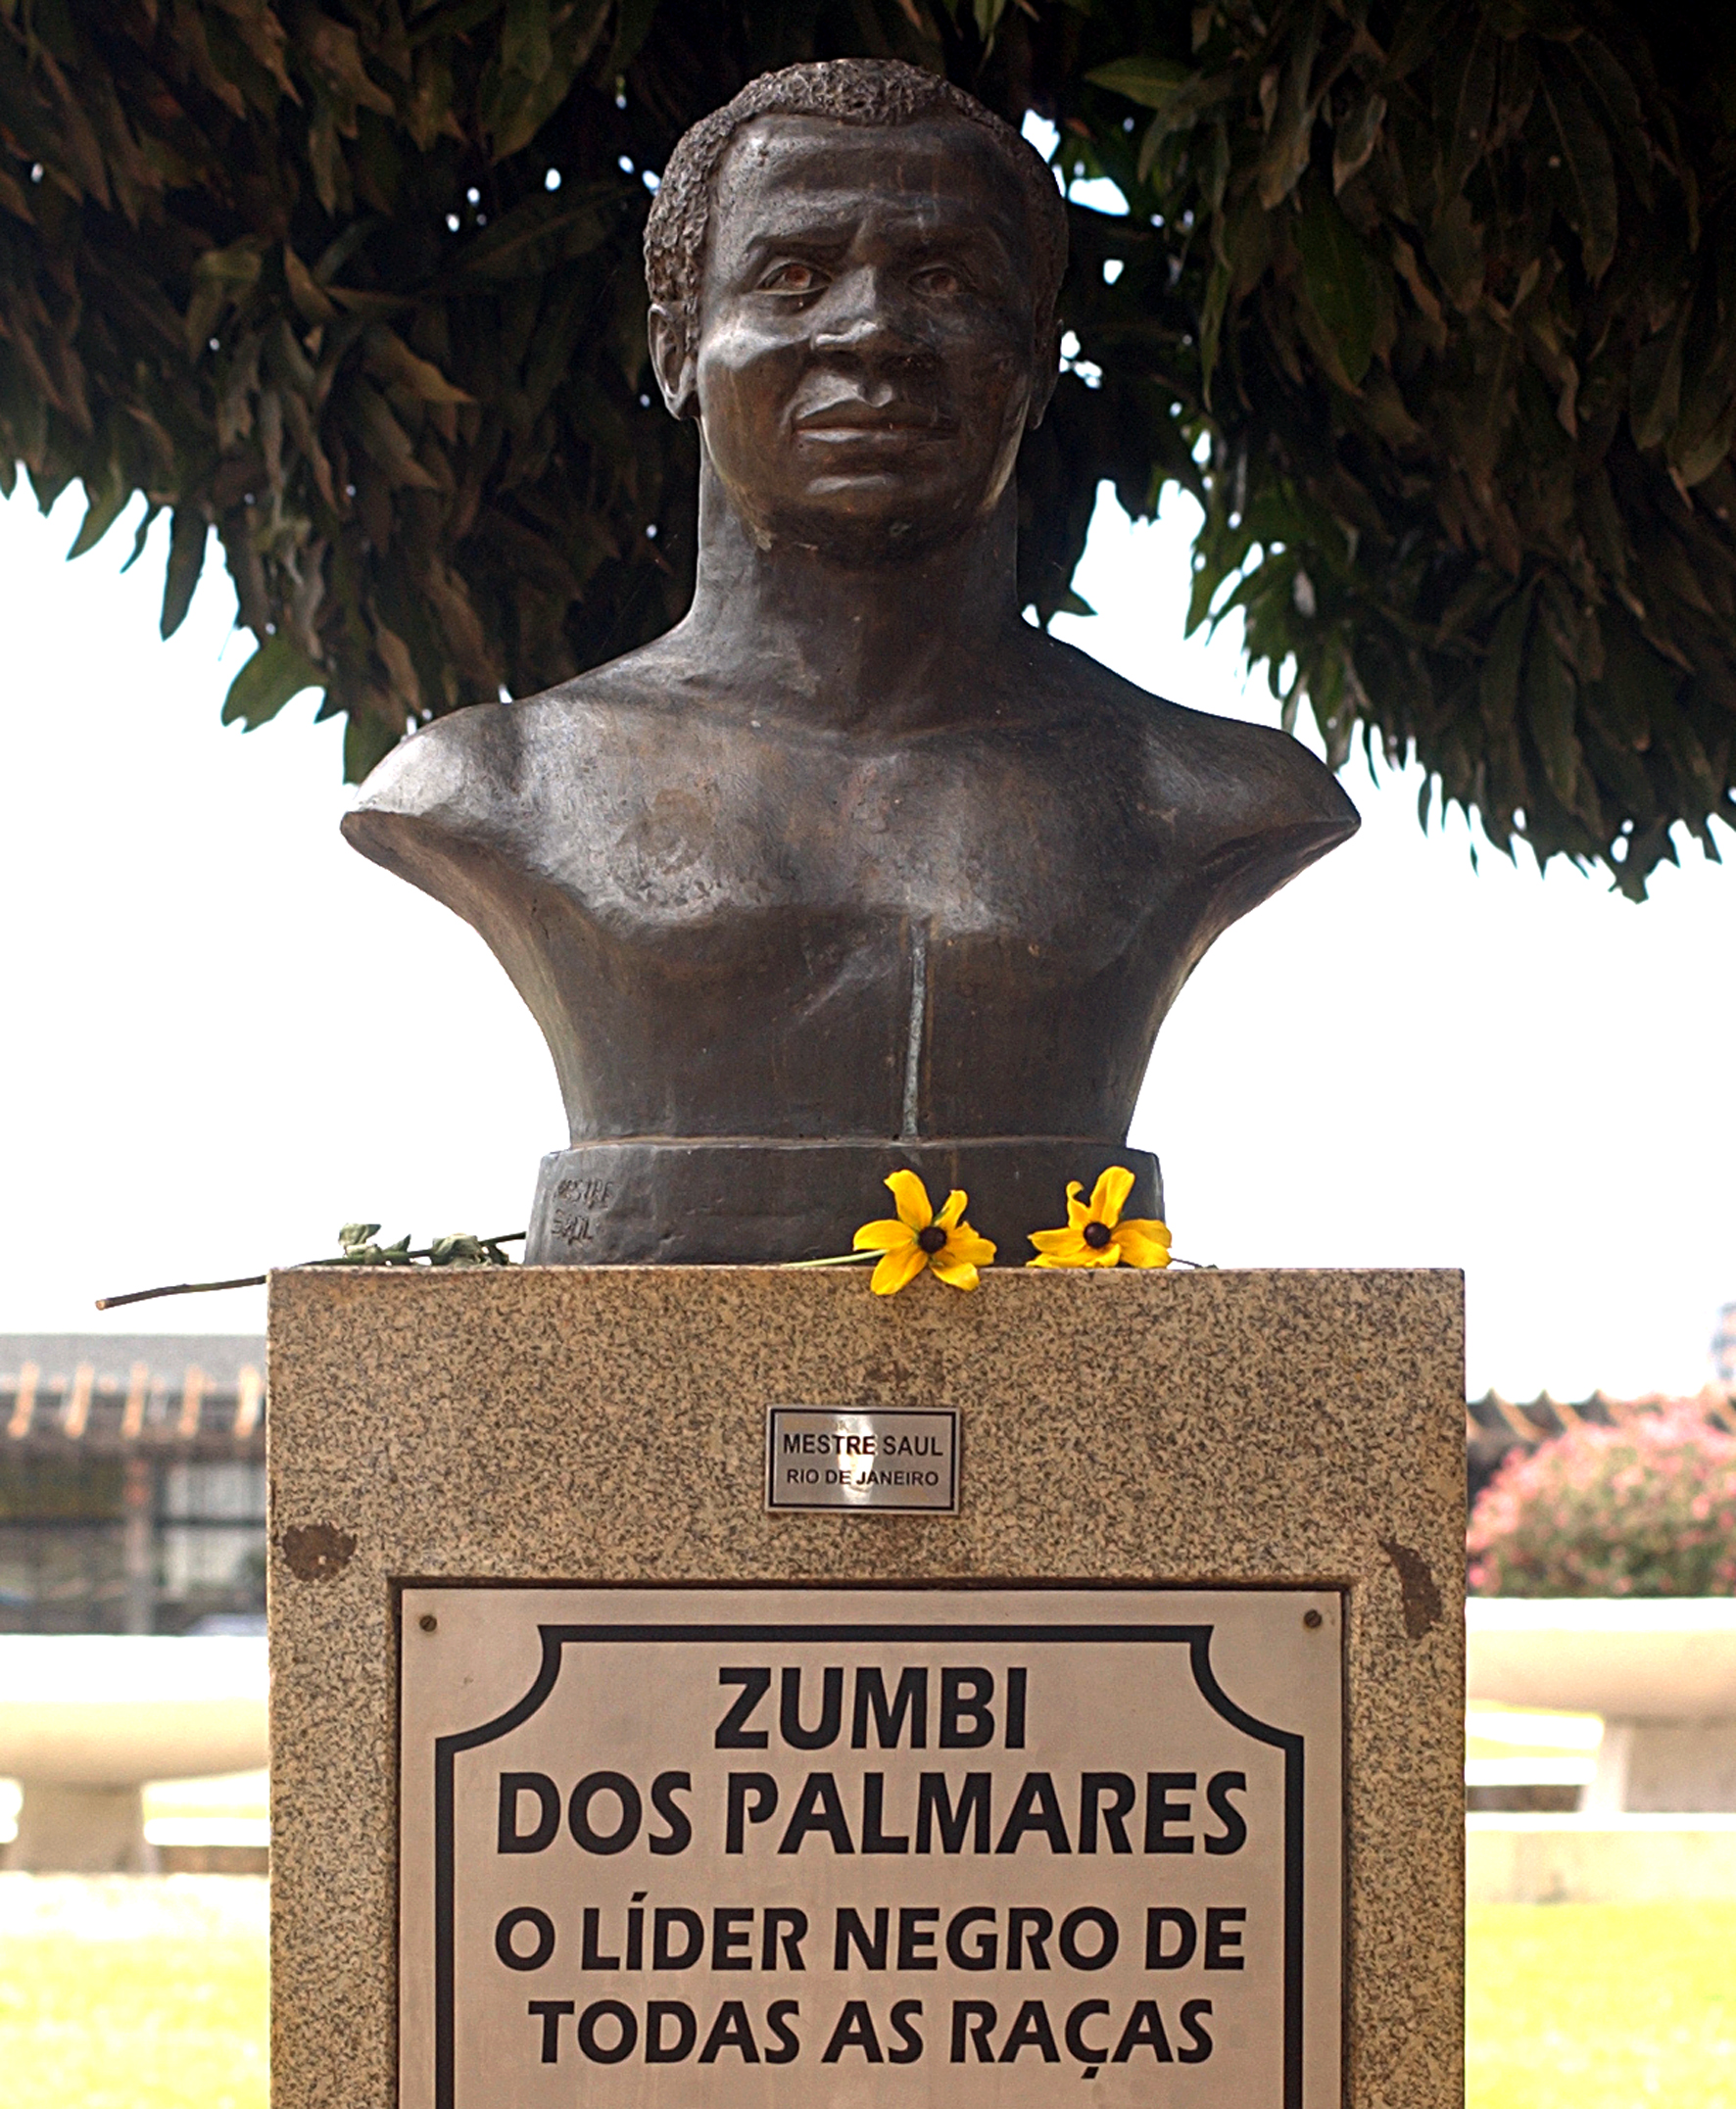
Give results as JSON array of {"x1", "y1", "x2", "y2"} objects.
[
  {"x1": 419, "y1": 1612, "x2": 438, "y2": 1632},
  {"x1": 1303, "y1": 1608, "x2": 1323, "y2": 1629}
]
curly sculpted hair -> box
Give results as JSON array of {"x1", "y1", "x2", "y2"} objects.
[{"x1": 643, "y1": 58, "x2": 1068, "y2": 361}]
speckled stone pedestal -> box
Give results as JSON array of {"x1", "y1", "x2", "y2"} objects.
[{"x1": 267, "y1": 1266, "x2": 1464, "y2": 2109}]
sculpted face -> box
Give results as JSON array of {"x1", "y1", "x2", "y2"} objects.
[{"x1": 654, "y1": 116, "x2": 1051, "y2": 558}]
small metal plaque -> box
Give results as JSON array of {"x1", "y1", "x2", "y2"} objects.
[{"x1": 765, "y1": 1406, "x2": 959, "y2": 1513}]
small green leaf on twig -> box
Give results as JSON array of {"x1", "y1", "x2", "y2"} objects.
[
  {"x1": 428, "y1": 1233, "x2": 516, "y2": 1268},
  {"x1": 95, "y1": 1226, "x2": 523, "y2": 1309}
]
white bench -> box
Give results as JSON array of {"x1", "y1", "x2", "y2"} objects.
[
  {"x1": 0, "y1": 1635, "x2": 266, "y2": 1871},
  {"x1": 1468, "y1": 1598, "x2": 1736, "y2": 1812}
]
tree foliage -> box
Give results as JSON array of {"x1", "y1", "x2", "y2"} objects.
[{"x1": 1, "y1": 0, "x2": 1733, "y2": 893}]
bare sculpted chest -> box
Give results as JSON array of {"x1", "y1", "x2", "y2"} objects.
[
  {"x1": 347, "y1": 685, "x2": 1348, "y2": 1142},
  {"x1": 513, "y1": 703, "x2": 1172, "y2": 961}
]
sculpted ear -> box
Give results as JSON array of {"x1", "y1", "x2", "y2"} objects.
[
  {"x1": 648, "y1": 303, "x2": 699, "y2": 421},
  {"x1": 1025, "y1": 323, "x2": 1061, "y2": 432}
]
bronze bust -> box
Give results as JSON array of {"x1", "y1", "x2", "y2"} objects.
[{"x1": 343, "y1": 60, "x2": 1358, "y2": 1264}]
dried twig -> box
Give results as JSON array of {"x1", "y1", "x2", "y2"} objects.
[{"x1": 96, "y1": 1232, "x2": 526, "y2": 1310}]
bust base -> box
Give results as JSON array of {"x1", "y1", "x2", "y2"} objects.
[
  {"x1": 525, "y1": 1136, "x2": 1162, "y2": 1265},
  {"x1": 266, "y1": 1265, "x2": 1465, "y2": 2109}
]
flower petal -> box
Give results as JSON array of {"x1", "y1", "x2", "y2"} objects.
[
  {"x1": 1029, "y1": 1240, "x2": 1103, "y2": 1268},
  {"x1": 884, "y1": 1169, "x2": 934, "y2": 1232},
  {"x1": 1056, "y1": 1242, "x2": 1119, "y2": 1269},
  {"x1": 928, "y1": 1254, "x2": 982, "y2": 1291},
  {"x1": 871, "y1": 1243, "x2": 929, "y2": 1296},
  {"x1": 943, "y1": 1227, "x2": 996, "y2": 1270},
  {"x1": 1122, "y1": 1222, "x2": 1173, "y2": 1265},
  {"x1": 854, "y1": 1218, "x2": 914, "y2": 1253},
  {"x1": 1028, "y1": 1227, "x2": 1085, "y2": 1256},
  {"x1": 937, "y1": 1188, "x2": 969, "y2": 1231},
  {"x1": 1088, "y1": 1165, "x2": 1137, "y2": 1226},
  {"x1": 1064, "y1": 1180, "x2": 1089, "y2": 1229},
  {"x1": 1111, "y1": 1219, "x2": 1172, "y2": 1269}
]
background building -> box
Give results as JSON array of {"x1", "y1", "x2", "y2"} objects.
[
  {"x1": 6, "y1": 1330, "x2": 1733, "y2": 1629},
  {"x1": 0, "y1": 1335, "x2": 265, "y2": 1634},
  {"x1": 1713, "y1": 1304, "x2": 1736, "y2": 1392}
]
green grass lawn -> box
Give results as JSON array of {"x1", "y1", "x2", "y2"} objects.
[
  {"x1": 1468, "y1": 1902, "x2": 1736, "y2": 2109},
  {"x1": 0, "y1": 1877, "x2": 266, "y2": 2109},
  {"x1": 3, "y1": 1881, "x2": 1734, "y2": 2107}
]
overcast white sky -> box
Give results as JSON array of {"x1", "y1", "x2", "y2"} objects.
[{"x1": 1, "y1": 481, "x2": 1731, "y2": 1399}]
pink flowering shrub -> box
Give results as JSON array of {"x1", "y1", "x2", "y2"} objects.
[{"x1": 1469, "y1": 1404, "x2": 1736, "y2": 1596}]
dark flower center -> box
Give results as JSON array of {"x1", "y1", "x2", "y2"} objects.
[
  {"x1": 1083, "y1": 1221, "x2": 1113, "y2": 1249},
  {"x1": 917, "y1": 1224, "x2": 948, "y2": 1255}
]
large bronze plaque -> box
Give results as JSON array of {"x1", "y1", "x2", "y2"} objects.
[{"x1": 398, "y1": 1584, "x2": 1343, "y2": 2109}]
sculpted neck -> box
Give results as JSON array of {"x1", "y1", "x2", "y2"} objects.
[{"x1": 669, "y1": 457, "x2": 1026, "y2": 733}]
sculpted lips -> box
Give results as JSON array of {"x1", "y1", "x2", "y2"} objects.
[{"x1": 794, "y1": 397, "x2": 955, "y2": 442}]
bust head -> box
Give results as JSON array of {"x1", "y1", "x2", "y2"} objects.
[
  {"x1": 343, "y1": 62, "x2": 1359, "y2": 1269},
  {"x1": 644, "y1": 61, "x2": 1068, "y2": 560}
]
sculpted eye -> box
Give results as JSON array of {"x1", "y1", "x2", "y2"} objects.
[
  {"x1": 913, "y1": 264, "x2": 965, "y2": 297},
  {"x1": 760, "y1": 261, "x2": 823, "y2": 294}
]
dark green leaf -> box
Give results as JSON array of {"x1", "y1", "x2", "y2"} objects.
[
  {"x1": 1085, "y1": 56, "x2": 1195, "y2": 110},
  {"x1": 1535, "y1": 68, "x2": 1619, "y2": 282},
  {"x1": 184, "y1": 237, "x2": 265, "y2": 354},
  {"x1": 353, "y1": 380, "x2": 441, "y2": 488},
  {"x1": 161, "y1": 508, "x2": 209, "y2": 639},
  {"x1": 1423, "y1": 193, "x2": 1483, "y2": 311},
  {"x1": 974, "y1": 0, "x2": 1010, "y2": 44},
  {"x1": 66, "y1": 459, "x2": 128, "y2": 557},
  {"x1": 1629, "y1": 300, "x2": 1688, "y2": 452},
  {"x1": 1434, "y1": 20, "x2": 1496, "y2": 199},
  {"x1": 1199, "y1": 250, "x2": 1232, "y2": 403},
  {"x1": 484, "y1": 0, "x2": 611, "y2": 159},
  {"x1": 303, "y1": 17, "x2": 396, "y2": 117},
  {"x1": 1257, "y1": 6, "x2": 1325, "y2": 212},
  {"x1": 221, "y1": 632, "x2": 325, "y2": 730},
  {"x1": 604, "y1": 0, "x2": 661, "y2": 80},
  {"x1": 1384, "y1": 0, "x2": 1460, "y2": 84},
  {"x1": 1671, "y1": 393, "x2": 1736, "y2": 489},
  {"x1": 1523, "y1": 619, "x2": 1581, "y2": 805},
  {"x1": 1667, "y1": 312, "x2": 1736, "y2": 485},
  {"x1": 1333, "y1": 90, "x2": 1386, "y2": 194},
  {"x1": 364, "y1": 327, "x2": 473, "y2": 405},
  {"x1": 1293, "y1": 185, "x2": 1384, "y2": 386},
  {"x1": 121, "y1": 500, "x2": 163, "y2": 573},
  {"x1": 499, "y1": 0, "x2": 554, "y2": 83},
  {"x1": 1569, "y1": 33, "x2": 1655, "y2": 209},
  {"x1": 457, "y1": 186, "x2": 626, "y2": 279},
  {"x1": 284, "y1": 247, "x2": 337, "y2": 324},
  {"x1": 343, "y1": 701, "x2": 404, "y2": 782},
  {"x1": 1479, "y1": 583, "x2": 1533, "y2": 730}
]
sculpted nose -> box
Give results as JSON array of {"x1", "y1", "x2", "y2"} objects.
[{"x1": 810, "y1": 271, "x2": 931, "y2": 365}]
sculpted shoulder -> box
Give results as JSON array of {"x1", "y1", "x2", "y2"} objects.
[
  {"x1": 340, "y1": 665, "x2": 660, "y2": 884},
  {"x1": 1029, "y1": 629, "x2": 1359, "y2": 877},
  {"x1": 1141, "y1": 694, "x2": 1361, "y2": 859},
  {"x1": 343, "y1": 635, "x2": 1358, "y2": 927}
]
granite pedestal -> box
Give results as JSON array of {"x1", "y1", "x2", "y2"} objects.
[{"x1": 267, "y1": 1266, "x2": 1464, "y2": 2109}]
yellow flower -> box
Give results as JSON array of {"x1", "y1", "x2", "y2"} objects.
[
  {"x1": 1027, "y1": 1166, "x2": 1173, "y2": 1270},
  {"x1": 852, "y1": 1171, "x2": 996, "y2": 1295}
]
